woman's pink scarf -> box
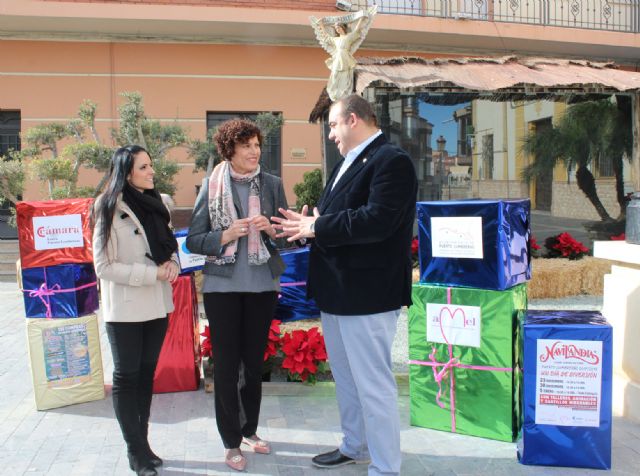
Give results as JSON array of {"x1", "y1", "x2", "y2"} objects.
[{"x1": 207, "y1": 161, "x2": 270, "y2": 266}]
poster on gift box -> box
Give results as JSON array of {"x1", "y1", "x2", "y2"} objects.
[
  {"x1": 426, "y1": 303, "x2": 481, "y2": 348},
  {"x1": 32, "y1": 214, "x2": 84, "y2": 250},
  {"x1": 43, "y1": 323, "x2": 92, "y2": 386},
  {"x1": 535, "y1": 339, "x2": 603, "y2": 427},
  {"x1": 430, "y1": 216, "x2": 483, "y2": 259}
]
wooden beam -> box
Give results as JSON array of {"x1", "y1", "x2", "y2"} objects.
[{"x1": 633, "y1": 94, "x2": 640, "y2": 192}]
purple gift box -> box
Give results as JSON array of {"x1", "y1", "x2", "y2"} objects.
[
  {"x1": 21, "y1": 263, "x2": 99, "y2": 318},
  {"x1": 417, "y1": 199, "x2": 531, "y2": 290}
]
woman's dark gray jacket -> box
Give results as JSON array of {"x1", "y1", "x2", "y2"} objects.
[{"x1": 186, "y1": 171, "x2": 287, "y2": 279}]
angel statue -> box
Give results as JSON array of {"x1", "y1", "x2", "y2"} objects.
[{"x1": 310, "y1": 6, "x2": 377, "y2": 101}]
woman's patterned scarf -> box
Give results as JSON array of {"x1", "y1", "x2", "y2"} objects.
[{"x1": 207, "y1": 160, "x2": 270, "y2": 266}]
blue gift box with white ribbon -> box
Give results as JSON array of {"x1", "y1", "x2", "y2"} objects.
[
  {"x1": 174, "y1": 229, "x2": 205, "y2": 273},
  {"x1": 417, "y1": 199, "x2": 531, "y2": 290},
  {"x1": 275, "y1": 246, "x2": 320, "y2": 322},
  {"x1": 518, "y1": 310, "x2": 613, "y2": 469},
  {"x1": 21, "y1": 262, "x2": 99, "y2": 318}
]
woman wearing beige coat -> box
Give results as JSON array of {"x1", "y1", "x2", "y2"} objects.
[{"x1": 93, "y1": 145, "x2": 179, "y2": 476}]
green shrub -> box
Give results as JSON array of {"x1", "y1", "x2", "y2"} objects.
[{"x1": 293, "y1": 168, "x2": 322, "y2": 211}]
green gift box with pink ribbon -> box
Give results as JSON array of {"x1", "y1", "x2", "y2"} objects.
[{"x1": 409, "y1": 282, "x2": 527, "y2": 442}]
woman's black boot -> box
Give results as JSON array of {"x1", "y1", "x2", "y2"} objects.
[
  {"x1": 140, "y1": 421, "x2": 163, "y2": 467},
  {"x1": 127, "y1": 450, "x2": 158, "y2": 476},
  {"x1": 143, "y1": 444, "x2": 162, "y2": 468}
]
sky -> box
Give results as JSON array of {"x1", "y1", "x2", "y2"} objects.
[{"x1": 418, "y1": 102, "x2": 469, "y2": 155}]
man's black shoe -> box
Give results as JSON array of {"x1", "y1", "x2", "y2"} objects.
[{"x1": 312, "y1": 449, "x2": 369, "y2": 468}]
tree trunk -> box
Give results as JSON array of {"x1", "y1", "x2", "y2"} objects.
[
  {"x1": 0, "y1": 178, "x2": 19, "y2": 204},
  {"x1": 206, "y1": 153, "x2": 214, "y2": 176},
  {"x1": 90, "y1": 125, "x2": 100, "y2": 143},
  {"x1": 137, "y1": 125, "x2": 147, "y2": 150},
  {"x1": 94, "y1": 173, "x2": 109, "y2": 197},
  {"x1": 615, "y1": 94, "x2": 632, "y2": 219},
  {"x1": 70, "y1": 162, "x2": 81, "y2": 193},
  {"x1": 613, "y1": 155, "x2": 626, "y2": 219},
  {"x1": 575, "y1": 165, "x2": 612, "y2": 221}
]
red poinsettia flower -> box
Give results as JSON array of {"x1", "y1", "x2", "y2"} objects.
[
  {"x1": 280, "y1": 327, "x2": 328, "y2": 382},
  {"x1": 610, "y1": 232, "x2": 625, "y2": 241},
  {"x1": 410, "y1": 237, "x2": 419, "y2": 257},
  {"x1": 264, "y1": 319, "x2": 282, "y2": 361},
  {"x1": 201, "y1": 325, "x2": 212, "y2": 358},
  {"x1": 551, "y1": 232, "x2": 589, "y2": 259},
  {"x1": 530, "y1": 235, "x2": 541, "y2": 251}
]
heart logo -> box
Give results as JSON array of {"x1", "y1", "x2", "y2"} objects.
[{"x1": 438, "y1": 306, "x2": 468, "y2": 345}]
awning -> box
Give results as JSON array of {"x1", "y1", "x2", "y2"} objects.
[
  {"x1": 356, "y1": 55, "x2": 640, "y2": 97},
  {"x1": 309, "y1": 55, "x2": 640, "y2": 121}
]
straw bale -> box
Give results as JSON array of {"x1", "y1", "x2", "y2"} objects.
[
  {"x1": 411, "y1": 257, "x2": 611, "y2": 298},
  {"x1": 529, "y1": 257, "x2": 611, "y2": 299},
  {"x1": 579, "y1": 257, "x2": 613, "y2": 296}
]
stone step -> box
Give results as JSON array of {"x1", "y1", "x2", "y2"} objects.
[
  {"x1": 0, "y1": 241, "x2": 19, "y2": 282},
  {"x1": 0, "y1": 270, "x2": 17, "y2": 283},
  {"x1": 0, "y1": 260, "x2": 18, "y2": 273},
  {"x1": 0, "y1": 239, "x2": 19, "y2": 253}
]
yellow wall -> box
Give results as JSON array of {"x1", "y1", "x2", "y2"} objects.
[
  {"x1": 1, "y1": 40, "x2": 344, "y2": 207},
  {"x1": 1, "y1": 39, "x2": 449, "y2": 206},
  {"x1": 552, "y1": 102, "x2": 568, "y2": 181}
]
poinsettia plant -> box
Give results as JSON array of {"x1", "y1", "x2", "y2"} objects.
[
  {"x1": 410, "y1": 236, "x2": 419, "y2": 268},
  {"x1": 544, "y1": 232, "x2": 589, "y2": 260},
  {"x1": 529, "y1": 235, "x2": 541, "y2": 251},
  {"x1": 201, "y1": 325, "x2": 212, "y2": 359},
  {"x1": 280, "y1": 327, "x2": 329, "y2": 384},
  {"x1": 264, "y1": 319, "x2": 282, "y2": 362},
  {"x1": 529, "y1": 235, "x2": 541, "y2": 257}
]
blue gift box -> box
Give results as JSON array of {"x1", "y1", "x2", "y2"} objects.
[
  {"x1": 518, "y1": 310, "x2": 612, "y2": 469},
  {"x1": 174, "y1": 229, "x2": 205, "y2": 273},
  {"x1": 275, "y1": 246, "x2": 320, "y2": 322},
  {"x1": 21, "y1": 263, "x2": 99, "y2": 318},
  {"x1": 417, "y1": 199, "x2": 531, "y2": 290}
]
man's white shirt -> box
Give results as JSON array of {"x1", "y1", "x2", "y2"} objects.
[{"x1": 331, "y1": 130, "x2": 382, "y2": 191}]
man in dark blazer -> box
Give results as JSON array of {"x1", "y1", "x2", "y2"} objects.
[{"x1": 273, "y1": 94, "x2": 417, "y2": 476}]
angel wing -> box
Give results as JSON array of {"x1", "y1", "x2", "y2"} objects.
[
  {"x1": 346, "y1": 5, "x2": 377, "y2": 55},
  {"x1": 309, "y1": 16, "x2": 336, "y2": 57}
]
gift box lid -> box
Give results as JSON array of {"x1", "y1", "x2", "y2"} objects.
[
  {"x1": 525, "y1": 310, "x2": 609, "y2": 327},
  {"x1": 418, "y1": 198, "x2": 530, "y2": 207}
]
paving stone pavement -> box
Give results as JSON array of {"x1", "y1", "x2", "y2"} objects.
[{"x1": 1, "y1": 281, "x2": 640, "y2": 475}]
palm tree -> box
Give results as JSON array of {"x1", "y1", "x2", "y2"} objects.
[{"x1": 521, "y1": 98, "x2": 632, "y2": 221}]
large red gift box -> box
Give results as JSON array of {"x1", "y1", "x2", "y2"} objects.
[
  {"x1": 16, "y1": 198, "x2": 94, "y2": 269},
  {"x1": 153, "y1": 274, "x2": 201, "y2": 393}
]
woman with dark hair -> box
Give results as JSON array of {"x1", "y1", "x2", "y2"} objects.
[
  {"x1": 93, "y1": 145, "x2": 179, "y2": 476},
  {"x1": 186, "y1": 118, "x2": 288, "y2": 472}
]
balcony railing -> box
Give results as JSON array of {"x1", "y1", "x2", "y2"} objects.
[{"x1": 368, "y1": 0, "x2": 640, "y2": 32}]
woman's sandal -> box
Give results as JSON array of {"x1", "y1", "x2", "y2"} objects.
[
  {"x1": 242, "y1": 436, "x2": 271, "y2": 454},
  {"x1": 225, "y1": 449, "x2": 247, "y2": 472}
]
